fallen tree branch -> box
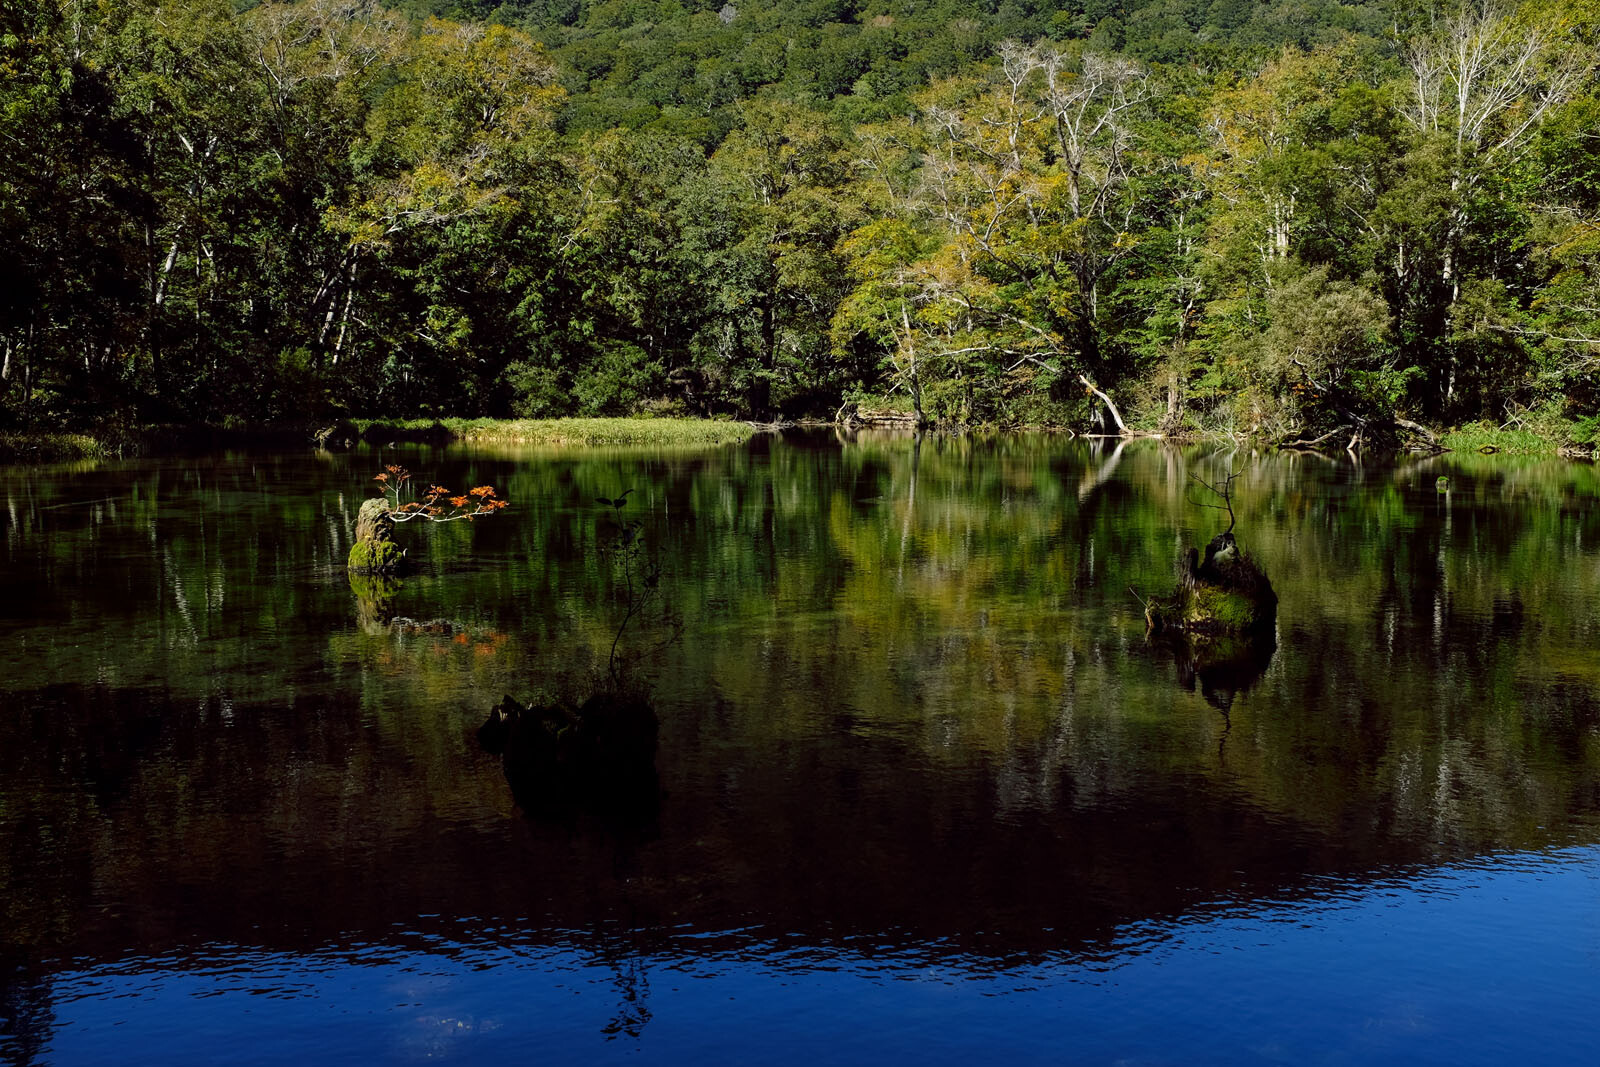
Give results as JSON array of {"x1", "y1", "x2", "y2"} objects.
[
  {"x1": 1280, "y1": 425, "x2": 1351, "y2": 448},
  {"x1": 1394, "y1": 416, "x2": 1447, "y2": 454},
  {"x1": 1078, "y1": 374, "x2": 1131, "y2": 436},
  {"x1": 1393, "y1": 416, "x2": 1438, "y2": 444},
  {"x1": 1477, "y1": 322, "x2": 1600, "y2": 347}
]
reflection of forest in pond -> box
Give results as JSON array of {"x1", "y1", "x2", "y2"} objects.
[{"x1": 3, "y1": 435, "x2": 1600, "y2": 1027}]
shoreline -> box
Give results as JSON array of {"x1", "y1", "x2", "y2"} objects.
[
  {"x1": 0, "y1": 418, "x2": 761, "y2": 463},
  {"x1": 0, "y1": 417, "x2": 1585, "y2": 464}
]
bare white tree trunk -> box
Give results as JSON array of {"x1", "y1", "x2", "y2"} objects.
[
  {"x1": 1401, "y1": 0, "x2": 1592, "y2": 307},
  {"x1": 1078, "y1": 373, "x2": 1131, "y2": 436},
  {"x1": 899, "y1": 303, "x2": 923, "y2": 426},
  {"x1": 153, "y1": 235, "x2": 182, "y2": 307}
]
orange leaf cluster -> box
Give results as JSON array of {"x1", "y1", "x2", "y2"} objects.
[{"x1": 371, "y1": 467, "x2": 508, "y2": 525}]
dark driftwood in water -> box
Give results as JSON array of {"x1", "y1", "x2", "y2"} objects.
[{"x1": 348, "y1": 497, "x2": 405, "y2": 574}]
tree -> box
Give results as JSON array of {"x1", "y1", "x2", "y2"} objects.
[
  {"x1": 703, "y1": 101, "x2": 857, "y2": 417},
  {"x1": 1397, "y1": 0, "x2": 1596, "y2": 409},
  {"x1": 339, "y1": 17, "x2": 565, "y2": 411},
  {"x1": 240, "y1": 0, "x2": 409, "y2": 382}
]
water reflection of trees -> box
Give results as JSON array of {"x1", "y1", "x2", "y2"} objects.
[{"x1": 2, "y1": 440, "x2": 1600, "y2": 999}]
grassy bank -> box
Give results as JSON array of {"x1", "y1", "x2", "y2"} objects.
[
  {"x1": 1437, "y1": 422, "x2": 1569, "y2": 457},
  {"x1": 2, "y1": 416, "x2": 1588, "y2": 462},
  {"x1": 0, "y1": 432, "x2": 112, "y2": 463},
  {"x1": 0, "y1": 418, "x2": 758, "y2": 463},
  {"x1": 348, "y1": 417, "x2": 757, "y2": 447}
]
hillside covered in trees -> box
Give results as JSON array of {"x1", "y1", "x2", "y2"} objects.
[{"x1": 3, "y1": 0, "x2": 1598, "y2": 440}]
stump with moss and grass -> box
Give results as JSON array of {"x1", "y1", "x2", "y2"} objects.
[
  {"x1": 347, "y1": 496, "x2": 406, "y2": 575},
  {"x1": 1140, "y1": 468, "x2": 1278, "y2": 637}
]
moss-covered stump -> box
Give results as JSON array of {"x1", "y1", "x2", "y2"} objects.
[
  {"x1": 478, "y1": 688, "x2": 660, "y2": 814},
  {"x1": 353, "y1": 497, "x2": 393, "y2": 544},
  {"x1": 348, "y1": 497, "x2": 406, "y2": 574},
  {"x1": 1145, "y1": 549, "x2": 1277, "y2": 636},
  {"x1": 347, "y1": 537, "x2": 405, "y2": 575}
]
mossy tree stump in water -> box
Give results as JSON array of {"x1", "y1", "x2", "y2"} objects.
[
  {"x1": 1144, "y1": 546, "x2": 1278, "y2": 636},
  {"x1": 346, "y1": 466, "x2": 508, "y2": 576},
  {"x1": 1143, "y1": 466, "x2": 1277, "y2": 636},
  {"x1": 347, "y1": 497, "x2": 406, "y2": 575}
]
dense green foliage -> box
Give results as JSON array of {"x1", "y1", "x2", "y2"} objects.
[{"x1": 3, "y1": 0, "x2": 1598, "y2": 437}]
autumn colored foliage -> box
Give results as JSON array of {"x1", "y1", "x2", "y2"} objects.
[{"x1": 373, "y1": 465, "x2": 508, "y2": 523}]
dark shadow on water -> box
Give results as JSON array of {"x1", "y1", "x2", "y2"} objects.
[
  {"x1": 0, "y1": 959, "x2": 52, "y2": 1067},
  {"x1": 477, "y1": 690, "x2": 662, "y2": 837}
]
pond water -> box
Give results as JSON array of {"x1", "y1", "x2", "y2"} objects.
[{"x1": 2, "y1": 433, "x2": 1599, "y2": 1064}]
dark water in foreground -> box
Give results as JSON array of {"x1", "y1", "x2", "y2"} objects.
[{"x1": 2, "y1": 433, "x2": 1599, "y2": 1064}]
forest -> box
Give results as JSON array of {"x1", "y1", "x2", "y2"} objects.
[{"x1": 3, "y1": 0, "x2": 1598, "y2": 442}]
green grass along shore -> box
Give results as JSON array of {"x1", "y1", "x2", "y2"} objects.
[
  {"x1": 0, "y1": 417, "x2": 1587, "y2": 464},
  {"x1": 345, "y1": 417, "x2": 757, "y2": 447},
  {"x1": 0, "y1": 418, "x2": 759, "y2": 462}
]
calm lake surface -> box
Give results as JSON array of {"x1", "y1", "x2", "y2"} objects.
[{"x1": 3, "y1": 432, "x2": 1599, "y2": 1064}]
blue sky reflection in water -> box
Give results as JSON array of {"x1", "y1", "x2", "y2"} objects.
[
  {"x1": 29, "y1": 847, "x2": 1600, "y2": 1065},
  {"x1": 2, "y1": 434, "x2": 1600, "y2": 1064}
]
